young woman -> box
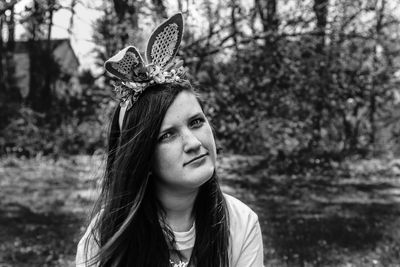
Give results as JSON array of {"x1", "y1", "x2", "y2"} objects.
[{"x1": 76, "y1": 13, "x2": 263, "y2": 267}]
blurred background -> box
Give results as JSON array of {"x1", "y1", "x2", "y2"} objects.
[{"x1": 1, "y1": 0, "x2": 400, "y2": 266}]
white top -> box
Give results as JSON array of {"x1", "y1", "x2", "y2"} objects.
[
  {"x1": 76, "y1": 193, "x2": 264, "y2": 267},
  {"x1": 169, "y1": 222, "x2": 196, "y2": 267},
  {"x1": 173, "y1": 221, "x2": 195, "y2": 250}
]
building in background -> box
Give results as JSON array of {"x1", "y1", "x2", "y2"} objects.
[{"x1": 13, "y1": 38, "x2": 80, "y2": 100}]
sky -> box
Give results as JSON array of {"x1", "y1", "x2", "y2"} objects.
[{"x1": 14, "y1": 0, "x2": 103, "y2": 73}]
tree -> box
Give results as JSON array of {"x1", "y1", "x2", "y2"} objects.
[
  {"x1": 90, "y1": 0, "x2": 400, "y2": 159},
  {"x1": 0, "y1": 0, "x2": 20, "y2": 131}
]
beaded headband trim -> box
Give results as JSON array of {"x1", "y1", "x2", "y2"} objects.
[{"x1": 104, "y1": 13, "x2": 186, "y2": 129}]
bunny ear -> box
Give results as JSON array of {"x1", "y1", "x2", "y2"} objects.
[
  {"x1": 146, "y1": 13, "x2": 183, "y2": 68},
  {"x1": 105, "y1": 46, "x2": 149, "y2": 82}
]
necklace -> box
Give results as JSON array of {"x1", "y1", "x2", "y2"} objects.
[{"x1": 169, "y1": 259, "x2": 189, "y2": 267}]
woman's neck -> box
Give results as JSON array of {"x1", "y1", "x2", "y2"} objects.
[{"x1": 157, "y1": 187, "x2": 198, "y2": 232}]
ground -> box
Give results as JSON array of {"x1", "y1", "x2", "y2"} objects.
[{"x1": 0, "y1": 154, "x2": 400, "y2": 266}]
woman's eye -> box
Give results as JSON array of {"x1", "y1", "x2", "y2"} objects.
[
  {"x1": 159, "y1": 132, "x2": 173, "y2": 142},
  {"x1": 190, "y1": 118, "x2": 204, "y2": 128}
]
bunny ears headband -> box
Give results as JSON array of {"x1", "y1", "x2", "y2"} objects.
[{"x1": 104, "y1": 13, "x2": 186, "y2": 129}]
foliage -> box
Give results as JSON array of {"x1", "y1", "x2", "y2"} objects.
[
  {"x1": 0, "y1": 67, "x2": 114, "y2": 156},
  {"x1": 184, "y1": 0, "x2": 400, "y2": 159},
  {"x1": 0, "y1": 1, "x2": 114, "y2": 157},
  {"x1": 0, "y1": 84, "x2": 113, "y2": 156},
  {"x1": 1, "y1": 0, "x2": 400, "y2": 161}
]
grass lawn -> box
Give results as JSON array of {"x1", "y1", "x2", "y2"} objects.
[{"x1": 1, "y1": 154, "x2": 400, "y2": 266}]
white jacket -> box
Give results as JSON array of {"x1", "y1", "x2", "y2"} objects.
[{"x1": 76, "y1": 193, "x2": 264, "y2": 266}]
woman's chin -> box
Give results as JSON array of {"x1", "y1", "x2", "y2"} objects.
[{"x1": 188, "y1": 165, "x2": 215, "y2": 188}]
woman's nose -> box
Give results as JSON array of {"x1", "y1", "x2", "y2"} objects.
[{"x1": 182, "y1": 130, "x2": 201, "y2": 152}]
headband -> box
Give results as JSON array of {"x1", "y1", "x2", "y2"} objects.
[{"x1": 104, "y1": 13, "x2": 186, "y2": 130}]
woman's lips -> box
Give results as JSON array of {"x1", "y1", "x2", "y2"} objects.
[{"x1": 184, "y1": 153, "x2": 208, "y2": 166}]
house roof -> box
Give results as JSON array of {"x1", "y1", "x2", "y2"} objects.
[{"x1": 14, "y1": 38, "x2": 80, "y2": 66}]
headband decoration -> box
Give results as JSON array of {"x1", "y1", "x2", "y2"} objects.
[{"x1": 105, "y1": 13, "x2": 186, "y2": 111}]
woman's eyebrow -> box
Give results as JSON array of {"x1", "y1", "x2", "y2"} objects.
[
  {"x1": 158, "y1": 125, "x2": 175, "y2": 135},
  {"x1": 159, "y1": 112, "x2": 204, "y2": 134},
  {"x1": 188, "y1": 112, "x2": 204, "y2": 121}
]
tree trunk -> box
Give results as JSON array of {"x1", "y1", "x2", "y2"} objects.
[
  {"x1": 266, "y1": 0, "x2": 278, "y2": 33},
  {"x1": 176, "y1": 0, "x2": 183, "y2": 12},
  {"x1": 43, "y1": 0, "x2": 55, "y2": 112},
  {"x1": 255, "y1": 0, "x2": 278, "y2": 44},
  {"x1": 313, "y1": 0, "x2": 328, "y2": 53},
  {"x1": 0, "y1": 2, "x2": 19, "y2": 130},
  {"x1": 0, "y1": 15, "x2": 4, "y2": 89},
  {"x1": 309, "y1": 0, "x2": 329, "y2": 151},
  {"x1": 6, "y1": 5, "x2": 15, "y2": 51},
  {"x1": 68, "y1": 0, "x2": 76, "y2": 36},
  {"x1": 113, "y1": 0, "x2": 136, "y2": 22},
  {"x1": 5, "y1": 3, "x2": 18, "y2": 101},
  {"x1": 27, "y1": 0, "x2": 39, "y2": 110},
  {"x1": 370, "y1": 0, "x2": 385, "y2": 152},
  {"x1": 230, "y1": 0, "x2": 239, "y2": 51},
  {"x1": 151, "y1": 0, "x2": 167, "y2": 19},
  {"x1": 112, "y1": 0, "x2": 138, "y2": 46}
]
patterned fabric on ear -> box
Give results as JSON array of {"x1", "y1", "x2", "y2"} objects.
[
  {"x1": 105, "y1": 46, "x2": 149, "y2": 82},
  {"x1": 104, "y1": 13, "x2": 187, "y2": 117},
  {"x1": 146, "y1": 13, "x2": 183, "y2": 68}
]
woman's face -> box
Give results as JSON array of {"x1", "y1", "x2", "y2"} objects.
[{"x1": 152, "y1": 90, "x2": 217, "y2": 192}]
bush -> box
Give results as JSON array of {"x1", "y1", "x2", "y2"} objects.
[{"x1": 0, "y1": 101, "x2": 114, "y2": 157}]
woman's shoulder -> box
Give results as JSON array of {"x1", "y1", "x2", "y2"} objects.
[
  {"x1": 223, "y1": 193, "x2": 264, "y2": 266},
  {"x1": 223, "y1": 192, "x2": 259, "y2": 226},
  {"x1": 76, "y1": 212, "x2": 102, "y2": 266}
]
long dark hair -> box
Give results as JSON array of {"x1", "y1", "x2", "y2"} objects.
[{"x1": 84, "y1": 82, "x2": 230, "y2": 266}]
